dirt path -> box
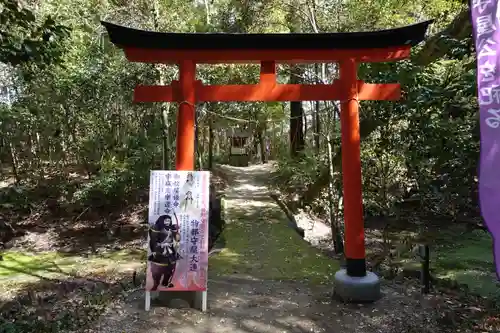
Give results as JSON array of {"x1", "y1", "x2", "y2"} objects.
[{"x1": 77, "y1": 164, "x2": 469, "y2": 333}]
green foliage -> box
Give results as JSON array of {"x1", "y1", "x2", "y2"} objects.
[
  {"x1": 0, "y1": 185, "x2": 34, "y2": 213},
  {"x1": 401, "y1": 58, "x2": 479, "y2": 218},
  {"x1": 271, "y1": 152, "x2": 321, "y2": 192},
  {"x1": 0, "y1": 0, "x2": 70, "y2": 66},
  {"x1": 72, "y1": 170, "x2": 130, "y2": 208},
  {"x1": 71, "y1": 151, "x2": 152, "y2": 209}
]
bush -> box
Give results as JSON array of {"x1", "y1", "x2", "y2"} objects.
[
  {"x1": 71, "y1": 152, "x2": 151, "y2": 210},
  {"x1": 271, "y1": 153, "x2": 321, "y2": 193}
]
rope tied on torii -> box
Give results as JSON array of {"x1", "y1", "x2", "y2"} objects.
[{"x1": 177, "y1": 98, "x2": 361, "y2": 124}]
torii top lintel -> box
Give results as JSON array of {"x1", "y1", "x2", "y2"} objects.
[{"x1": 101, "y1": 20, "x2": 432, "y2": 64}]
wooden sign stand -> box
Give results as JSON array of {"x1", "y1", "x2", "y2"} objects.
[{"x1": 145, "y1": 290, "x2": 207, "y2": 311}]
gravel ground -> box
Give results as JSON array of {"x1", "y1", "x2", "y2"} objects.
[{"x1": 79, "y1": 275, "x2": 451, "y2": 333}]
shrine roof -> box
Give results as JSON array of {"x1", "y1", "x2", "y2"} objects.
[{"x1": 101, "y1": 21, "x2": 432, "y2": 51}]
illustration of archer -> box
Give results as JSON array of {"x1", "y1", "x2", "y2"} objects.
[{"x1": 148, "y1": 213, "x2": 181, "y2": 290}]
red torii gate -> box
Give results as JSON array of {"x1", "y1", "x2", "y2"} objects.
[{"x1": 103, "y1": 20, "x2": 431, "y2": 302}]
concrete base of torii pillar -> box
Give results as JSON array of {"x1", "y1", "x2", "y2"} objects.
[{"x1": 333, "y1": 269, "x2": 381, "y2": 303}]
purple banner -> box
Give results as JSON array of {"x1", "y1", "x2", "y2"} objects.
[{"x1": 471, "y1": 0, "x2": 500, "y2": 280}]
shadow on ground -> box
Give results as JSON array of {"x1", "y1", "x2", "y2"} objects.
[
  {"x1": 85, "y1": 274, "x2": 499, "y2": 333},
  {"x1": 0, "y1": 268, "x2": 145, "y2": 333}
]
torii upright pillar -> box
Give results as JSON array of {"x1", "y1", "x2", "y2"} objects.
[
  {"x1": 340, "y1": 58, "x2": 366, "y2": 278},
  {"x1": 176, "y1": 60, "x2": 197, "y2": 170},
  {"x1": 333, "y1": 59, "x2": 381, "y2": 301}
]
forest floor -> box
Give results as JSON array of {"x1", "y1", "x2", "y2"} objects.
[
  {"x1": 284, "y1": 200, "x2": 500, "y2": 300},
  {"x1": 0, "y1": 163, "x2": 499, "y2": 332}
]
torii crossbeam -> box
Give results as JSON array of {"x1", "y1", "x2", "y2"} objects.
[{"x1": 102, "y1": 20, "x2": 432, "y2": 306}]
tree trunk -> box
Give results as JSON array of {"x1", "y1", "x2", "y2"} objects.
[
  {"x1": 303, "y1": 108, "x2": 308, "y2": 143},
  {"x1": 195, "y1": 111, "x2": 203, "y2": 170},
  {"x1": 208, "y1": 116, "x2": 214, "y2": 169},
  {"x1": 201, "y1": 119, "x2": 209, "y2": 168},
  {"x1": 203, "y1": 0, "x2": 211, "y2": 25},
  {"x1": 300, "y1": 117, "x2": 384, "y2": 206},
  {"x1": 257, "y1": 127, "x2": 266, "y2": 164},
  {"x1": 280, "y1": 121, "x2": 284, "y2": 157},
  {"x1": 287, "y1": 0, "x2": 305, "y2": 159},
  {"x1": 152, "y1": 0, "x2": 172, "y2": 170},
  {"x1": 413, "y1": 8, "x2": 471, "y2": 66},
  {"x1": 327, "y1": 101, "x2": 344, "y2": 254},
  {"x1": 35, "y1": 131, "x2": 44, "y2": 181},
  {"x1": 215, "y1": 128, "x2": 220, "y2": 156},
  {"x1": 314, "y1": 101, "x2": 321, "y2": 153},
  {"x1": 314, "y1": 65, "x2": 321, "y2": 153},
  {"x1": 8, "y1": 140, "x2": 19, "y2": 183},
  {"x1": 289, "y1": 66, "x2": 305, "y2": 158},
  {"x1": 326, "y1": 133, "x2": 343, "y2": 253},
  {"x1": 159, "y1": 83, "x2": 171, "y2": 170},
  {"x1": 253, "y1": 134, "x2": 259, "y2": 162}
]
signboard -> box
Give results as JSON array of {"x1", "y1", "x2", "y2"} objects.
[
  {"x1": 230, "y1": 147, "x2": 247, "y2": 155},
  {"x1": 470, "y1": 0, "x2": 500, "y2": 279},
  {"x1": 146, "y1": 170, "x2": 210, "y2": 291}
]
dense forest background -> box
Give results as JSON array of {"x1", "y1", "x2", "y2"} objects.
[{"x1": 0, "y1": 0, "x2": 480, "y2": 238}]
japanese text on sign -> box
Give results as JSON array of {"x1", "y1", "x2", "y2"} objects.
[{"x1": 146, "y1": 171, "x2": 210, "y2": 291}]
